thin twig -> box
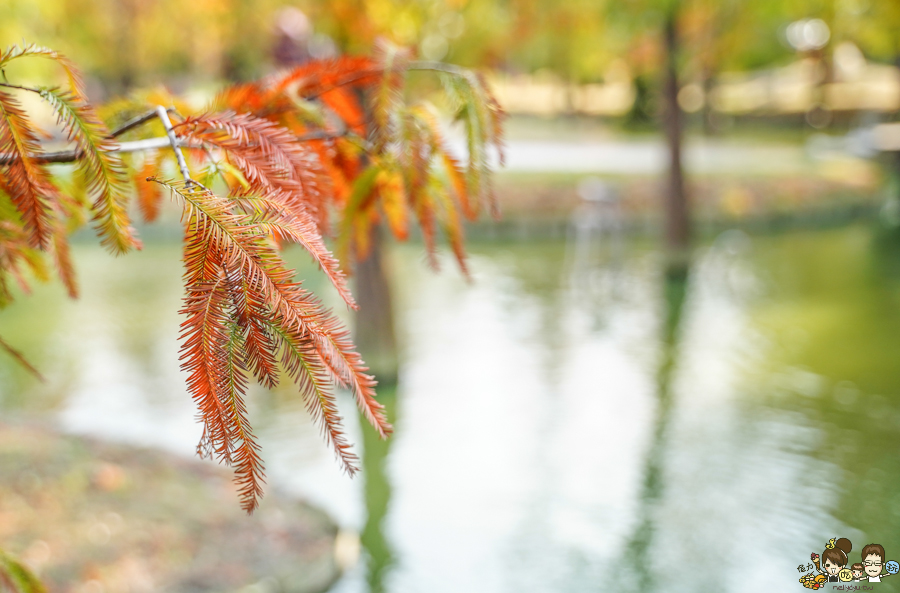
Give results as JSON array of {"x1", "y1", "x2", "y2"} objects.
[
  {"x1": 0, "y1": 136, "x2": 201, "y2": 165},
  {"x1": 0, "y1": 82, "x2": 42, "y2": 95},
  {"x1": 303, "y1": 69, "x2": 383, "y2": 100},
  {"x1": 303, "y1": 61, "x2": 468, "y2": 100},
  {"x1": 0, "y1": 84, "x2": 169, "y2": 139},
  {"x1": 301, "y1": 104, "x2": 373, "y2": 152},
  {"x1": 408, "y1": 60, "x2": 469, "y2": 77},
  {"x1": 110, "y1": 107, "x2": 174, "y2": 138},
  {"x1": 156, "y1": 105, "x2": 193, "y2": 184},
  {"x1": 296, "y1": 129, "x2": 347, "y2": 141},
  {"x1": 0, "y1": 335, "x2": 44, "y2": 381},
  {"x1": 118, "y1": 136, "x2": 200, "y2": 153},
  {"x1": 0, "y1": 131, "x2": 337, "y2": 165},
  {"x1": 201, "y1": 145, "x2": 232, "y2": 190},
  {"x1": 0, "y1": 108, "x2": 346, "y2": 166}
]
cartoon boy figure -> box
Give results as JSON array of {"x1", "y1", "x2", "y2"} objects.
[
  {"x1": 851, "y1": 563, "x2": 865, "y2": 581},
  {"x1": 862, "y1": 543, "x2": 891, "y2": 582}
]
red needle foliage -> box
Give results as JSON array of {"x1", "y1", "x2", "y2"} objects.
[{"x1": 0, "y1": 42, "x2": 504, "y2": 513}]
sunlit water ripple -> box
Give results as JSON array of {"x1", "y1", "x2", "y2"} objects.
[{"x1": 3, "y1": 224, "x2": 900, "y2": 592}]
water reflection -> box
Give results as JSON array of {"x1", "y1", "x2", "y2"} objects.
[
  {"x1": 359, "y1": 386, "x2": 396, "y2": 593},
  {"x1": 2, "y1": 225, "x2": 900, "y2": 592},
  {"x1": 622, "y1": 265, "x2": 690, "y2": 593}
]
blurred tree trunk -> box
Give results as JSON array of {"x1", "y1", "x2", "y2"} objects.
[
  {"x1": 701, "y1": 67, "x2": 717, "y2": 136},
  {"x1": 222, "y1": 0, "x2": 254, "y2": 81},
  {"x1": 895, "y1": 54, "x2": 900, "y2": 202},
  {"x1": 662, "y1": 9, "x2": 691, "y2": 260},
  {"x1": 354, "y1": 227, "x2": 399, "y2": 387},
  {"x1": 111, "y1": 0, "x2": 139, "y2": 95},
  {"x1": 626, "y1": 75, "x2": 653, "y2": 128},
  {"x1": 353, "y1": 81, "x2": 400, "y2": 388}
]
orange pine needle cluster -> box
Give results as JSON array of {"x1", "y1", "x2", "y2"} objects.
[
  {"x1": 159, "y1": 178, "x2": 390, "y2": 511},
  {"x1": 0, "y1": 41, "x2": 504, "y2": 512},
  {"x1": 211, "y1": 43, "x2": 506, "y2": 274}
]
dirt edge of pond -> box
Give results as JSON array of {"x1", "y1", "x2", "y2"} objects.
[{"x1": 0, "y1": 420, "x2": 347, "y2": 593}]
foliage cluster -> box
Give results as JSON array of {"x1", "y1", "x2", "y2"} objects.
[{"x1": 0, "y1": 42, "x2": 504, "y2": 513}]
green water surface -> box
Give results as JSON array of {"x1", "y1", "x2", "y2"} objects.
[{"x1": 2, "y1": 223, "x2": 900, "y2": 592}]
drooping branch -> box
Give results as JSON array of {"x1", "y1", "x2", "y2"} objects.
[
  {"x1": 0, "y1": 41, "x2": 501, "y2": 515},
  {"x1": 0, "y1": 136, "x2": 193, "y2": 164},
  {"x1": 0, "y1": 89, "x2": 59, "y2": 249},
  {"x1": 40, "y1": 87, "x2": 141, "y2": 253},
  {"x1": 0, "y1": 86, "x2": 347, "y2": 166},
  {"x1": 0, "y1": 131, "x2": 348, "y2": 165}
]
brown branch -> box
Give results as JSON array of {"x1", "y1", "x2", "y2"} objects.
[
  {"x1": 0, "y1": 102, "x2": 348, "y2": 166},
  {"x1": 110, "y1": 107, "x2": 175, "y2": 137},
  {"x1": 0, "y1": 83, "x2": 169, "y2": 139},
  {"x1": 0, "y1": 83, "x2": 180, "y2": 163},
  {"x1": 0, "y1": 81, "x2": 43, "y2": 95},
  {"x1": 0, "y1": 136, "x2": 200, "y2": 165},
  {"x1": 0, "y1": 130, "x2": 348, "y2": 165}
]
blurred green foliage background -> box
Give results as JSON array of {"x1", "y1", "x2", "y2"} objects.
[{"x1": 3, "y1": 0, "x2": 898, "y2": 95}]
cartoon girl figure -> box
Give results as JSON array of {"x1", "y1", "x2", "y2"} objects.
[
  {"x1": 852, "y1": 563, "x2": 865, "y2": 581},
  {"x1": 861, "y1": 543, "x2": 892, "y2": 582},
  {"x1": 816, "y1": 538, "x2": 852, "y2": 582}
]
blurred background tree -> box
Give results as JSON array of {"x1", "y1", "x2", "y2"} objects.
[
  {"x1": 5, "y1": 0, "x2": 898, "y2": 85},
  {"x1": 4, "y1": 2, "x2": 900, "y2": 592}
]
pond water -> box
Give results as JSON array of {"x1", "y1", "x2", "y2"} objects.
[{"x1": 3, "y1": 223, "x2": 900, "y2": 593}]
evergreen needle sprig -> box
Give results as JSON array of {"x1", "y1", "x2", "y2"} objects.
[{"x1": 0, "y1": 40, "x2": 503, "y2": 513}]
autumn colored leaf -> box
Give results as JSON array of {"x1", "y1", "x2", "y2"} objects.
[
  {"x1": 0, "y1": 41, "x2": 503, "y2": 514},
  {"x1": 0, "y1": 91, "x2": 57, "y2": 249},
  {"x1": 40, "y1": 88, "x2": 141, "y2": 254},
  {"x1": 135, "y1": 154, "x2": 166, "y2": 222},
  {"x1": 377, "y1": 167, "x2": 408, "y2": 240},
  {"x1": 0, "y1": 43, "x2": 84, "y2": 98}
]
